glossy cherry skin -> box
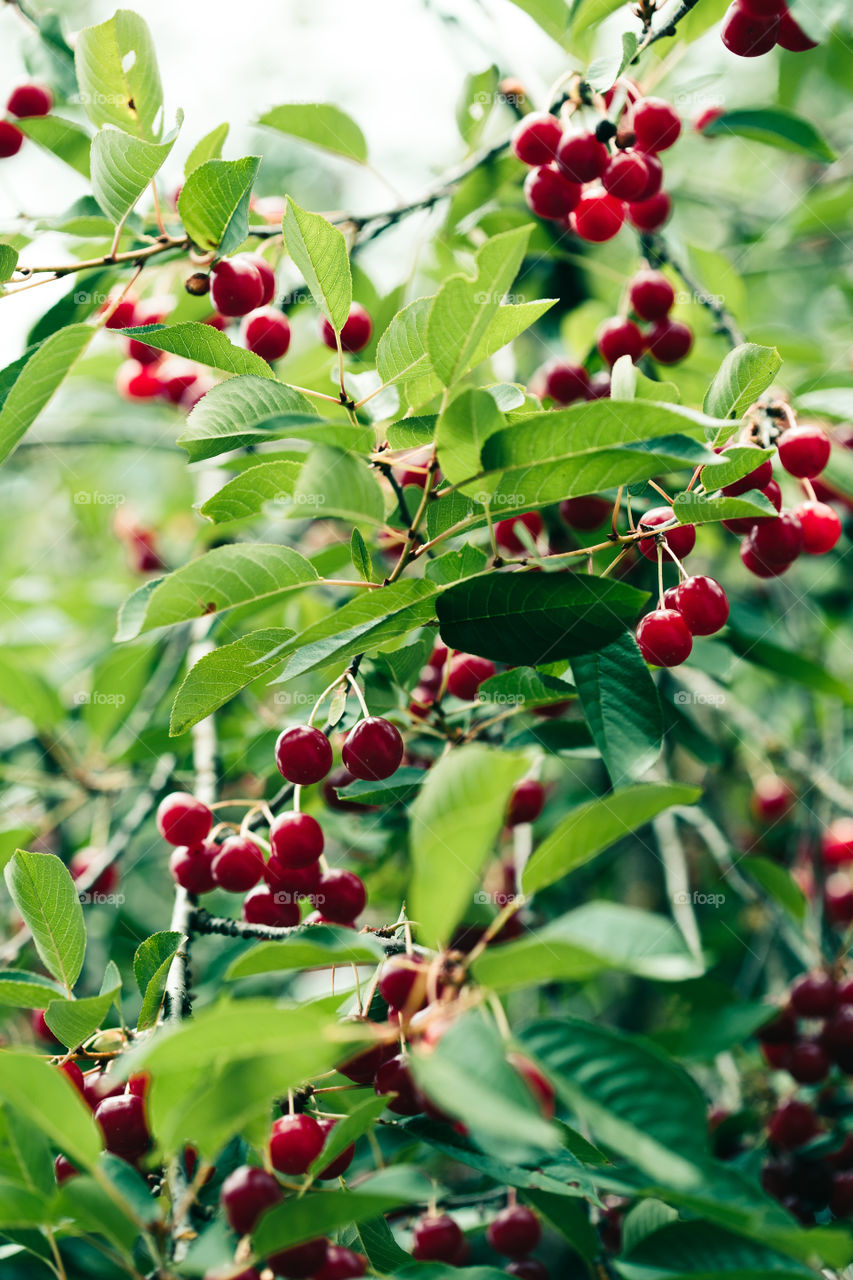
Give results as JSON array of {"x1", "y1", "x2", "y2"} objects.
[
  {"x1": 487, "y1": 1205, "x2": 542, "y2": 1258},
  {"x1": 627, "y1": 191, "x2": 671, "y2": 231},
  {"x1": 507, "y1": 779, "x2": 546, "y2": 826},
  {"x1": 58, "y1": 1060, "x2": 85, "y2": 1096},
  {"x1": 242, "y1": 884, "x2": 300, "y2": 927},
  {"x1": 267, "y1": 1238, "x2": 328, "y2": 1278},
  {"x1": 270, "y1": 1113, "x2": 325, "y2": 1175},
  {"x1": 511, "y1": 112, "x2": 563, "y2": 165},
  {"x1": 555, "y1": 131, "x2": 609, "y2": 182},
  {"x1": 495, "y1": 512, "x2": 544, "y2": 554},
  {"x1": 795, "y1": 501, "x2": 842, "y2": 554},
  {"x1": 70, "y1": 846, "x2": 119, "y2": 896},
  {"x1": 243, "y1": 307, "x2": 291, "y2": 361},
  {"x1": 320, "y1": 303, "x2": 372, "y2": 353},
  {"x1": 315, "y1": 1245, "x2": 367, "y2": 1279},
  {"x1": 569, "y1": 191, "x2": 626, "y2": 243},
  {"x1": 7, "y1": 84, "x2": 52, "y2": 117},
  {"x1": 542, "y1": 361, "x2": 589, "y2": 404},
  {"x1": 374, "y1": 1053, "x2": 423, "y2": 1115},
  {"x1": 210, "y1": 256, "x2": 265, "y2": 317},
  {"x1": 629, "y1": 270, "x2": 674, "y2": 320},
  {"x1": 777, "y1": 425, "x2": 831, "y2": 478},
  {"x1": 245, "y1": 254, "x2": 276, "y2": 305},
  {"x1": 768, "y1": 1099, "x2": 819, "y2": 1149},
  {"x1": 788, "y1": 1041, "x2": 831, "y2": 1084},
  {"x1": 777, "y1": 9, "x2": 818, "y2": 50},
  {"x1": 221, "y1": 1164, "x2": 282, "y2": 1235},
  {"x1": 54, "y1": 1154, "x2": 78, "y2": 1184},
  {"x1": 156, "y1": 793, "x2": 213, "y2": 846},
  {"x1": 103, "y1": 297, "x2": 138, "y2": 330},
  {"x1": 211, "y1": 836, "x2": 264, "y2": 892},
  {"x1": 265, "y1": 855, "x2": 322, "y2": 897},
  {"x1": 315, "y1": 1117, "x2": 356, "y2": 1180},
  {"x1": 791, "y1": 971, "x2": 837, "y2": 1017},
  {"x1": 523, "y1": 165, "x2": 581, "y2": 219},
  {"x1": 94, "y1": 1094, "x2": 150, "y2": 1159},
  {"x1": 822, "y1": 819, "x2": 853, "y2": 865},
  {"x1": 602, "y1": 150, "x2": 650, "y2": 200},
  {"x1": 269, "y1": 812, "x2": 324, "y2": 868},
  {"x1": 823, "y1": 1006, "x2": 853, "y2": 1072},
  {"x1": 635, "y1": 151, "x2": 663, "y2": 199},
  {"x1": 646, "y1": 318, "x2": 693, "y2": 364},
  {"x1": 672, "y1": 576, "x2": 729, "y2": 635},
  {"x1": 315, "y1": 869, "x2": 366, "y2": 924},
  {"x1": 275, "y1": 725, "x2": 334, "y2": 785},
  {"x1": 412, "y1": 1214, "x2": 465, "y2": 1263},
  {"x1": 378, "y1": 954, "x2": 429, "y2": 1012},
  {"x1": 340, "y1": 1035, "x2": 394, "y2": 1084},
  {"x1": 632, "y1": 98, "x2": 681, "y2": 152},
  {"x1": 636, "y1": 610, "x2": 693, "y2": 667},
  {"x1": 748, "y1": 512, "x2": 804, "y2": 565},
  {"x1": 721, "y1": 1, "x2": 781, "y2": 55},
  {"x1": 447, "y1": 653, "x2": 496, "y2": 700},
  {"x1": 560, "y1": 495, "x2": 610, "y2": 530},
  {"x1": 637, "y1": 506, "x2": 696, "y2": 561},
  {"x1": 0, "y1": 121, "x2": 24, "y2": 157},
  {"x1": 597, "y1": 318, "x2": 644, "y2": 366},
  {"x1": 169, "y1": 841, "x2": 218, "y2": 894},
  {"x1": 342, "y1": 716, "x2": 404, "y2": 781}
]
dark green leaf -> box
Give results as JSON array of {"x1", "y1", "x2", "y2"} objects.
[{"x1": 571, "y1": 632, "x2": 662, "y2": 785}]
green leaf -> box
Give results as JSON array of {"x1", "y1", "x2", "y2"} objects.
[
  {"x1": 258, "y1": 103, "x2": 368, "y2": 163},
  {"x1": 0, "y1": 970, "x2": 67, "y2": 1009},
  {"x1": 0, "y1": 652, "x2": 64, "y2": 730},
  {"x1": 2, "y1": 1107, "x2": 55, "y2": 1197},
  {"x1": 185, "y1": 122, "x2": 229, "y2": 174},
  {"x1": 437, "y1": 573, "x2": 647, "y2": 666},
  {"x1": 726, "y1": 617, "x2": 853, "y2": 703},
  {"x1": 169, "y1": 627, "x2": 294, "y2": 736},
  {"x1": 115, "y1": 544, "x2": 319, "y2": 640},
  {"x1": 226, "y1": 928, "x2": 387, "y2": 979},
  {"x1": 473, "y1": 903, "x2": 705, "y2": 992},
  {"x1": 200, "y1": 459, "x2": 303, "y2": 523},
  {"x1": 436, "y1": 388, "x2": 505, "y2": 488},
  {"x1": 283, "y1": 197, "x2": 351, "y2": 332},
  {"x1": 700, "y1": 446, "x2": 774, "y2": 492},
  {"x1": 4, "y1": 852, "x2": 86, "y2": 992},
  {"x1": 457, "y1": 66, "x2": 499, "y2": 147},
  {"x1": 522, "y1": 783, "x2": 702, "y2": 895},
  {"x1": 616, "y1": 1220, "x2": 821, "y2": 1279},
  {"x1": 0, "y1": 242, "x2": 18, "y2": 283},
  {"x1": 507, "y1": 0, "x2": 571, "y2": 43},
  {"x1": 571, "y1": 632, "x2": 662, "y2": 786},
  {"x1": 75, "y1": 9, "x2": 163, "y2": 140},
  {"x1": 307, "y1": 1093, "x2": 388, "y2": 1180},
  {"x1": 703, "y1": 344, "x2": 782, "y2": 419},
  {"x1": 745, "y1": 857, "x2": 807, "y2": 923},
  {"x1": 16, "y1": 115, "x2": 92, "y2": 177},
  {"x1": 0, "y1": 1053, "x2": 102, "y2": 1169},
  {"x1": 337, "y1": 768, "x2": 426, "y2": 807},
  {"x1": 795, "y1": 387, "x2": 853, "y2": 420},
  {"x1": 0, "y1": 324, "x2": 93, "y2": 465},
  {"x1": 178, "y1": 156, "x2": 261, "y2": 256},
  {"x1": 358, "y1": 1216, "x2": 414, "y2": 1271},
  {"x1": 478, "y1": 667, "x2": 575, "y2": 709},
  {"x1": 45, "y1": 984, "x2": 120, "y2": 1050},
  {"x1": 120, "y1": 319, "x2": 273, "y2": 378},
  {"x1": 702, "y1": 107, "x2": 836, "y2": 163},
  {"x1": 133, "y1": 931, "x2": 185, "y2": 1031},
  {"x1": 409, "y1": 744, "x2": 528, "y2": 946},
  {"x1": 91, "y1": 123, "x2": 179, "y2": 225},
  {"x1": 587, "y1": 31, "x2": 639, "y2": 91},
  {"x1": 0, "y1": 1181, "x2": 49, "y2": 1228},
  {"x1": 672, "y1": 490, "x2": 777, "y2": 526},
  {"x1": 289, "y1": 447, "x2": 385, "y2": 525},
  {"x1": 351, "y1": 528, "x2": 374, "y2": 582}
]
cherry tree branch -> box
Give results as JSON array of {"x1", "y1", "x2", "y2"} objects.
[
  {"x1": 640, "y1": 232, "x2": 746, "y2": 348},
  {"x1": 632, "y1": 0, "x2": 704, "y2": 59}
]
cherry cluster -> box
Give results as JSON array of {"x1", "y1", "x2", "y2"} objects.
[
  {"x1": 47, "y1": 1057, "x2": 152, "y2": 1180},
  {"x1": 513, "y1": 90, "x2": 678, "y2": 243},
  {"x1": 597, "y1": 269, "x2": 692, "y2": 369},
  {"x1": 0, "y1": 81, "x2": 52, "y2": 159},
  {"x1": 721, "y1": 0, "x2": 818, "y2": 57},
  {"x1": 410, "y1": 641, "x2": 497, "y2": 718},
  {"x1": 106, "y1": 292, "x2": 215, "y2": 406}
]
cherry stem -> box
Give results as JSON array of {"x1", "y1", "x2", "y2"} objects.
[{"x1": 346, "y1": 672, "x2": 371, "y2": 720}]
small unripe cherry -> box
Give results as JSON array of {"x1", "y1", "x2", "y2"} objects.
[
  {"x1": 446, "y1": 653, "x2": 496, "y2": 700},
  {"x1": 511, "y1": 112, "x2": 563, "y2": 166},
  {"x1": 269, "y1": 1113, "x2": 325, "y2": 1175},
  {"x1": 523, "y1": 165, "x2": 581, "y2": 219},
  {"x1": 628, "y1": 270, "x2": 674, "y2": 321},
  {"x1": 156, "y1": 792, "x2": 213, "y2": 846},
  {"x1": 275, "y1": 725, "x2": 333, "y2": 785},
  {"x1": 507, "y1": 778, "x2": 546, "y2": 826},
  {"x1": 210, "y1": 256, "x2": 265, "y2": 317},
  {"x1": 242, "y1": 884, "x2": 300, "y2": 928},
  {"x1": 631, "y1": 98, "x2": 682, "y2": 153},
  {"x1": 569, "y1": 191, "x2": 626, "y2": 243},
  {"x1": 243, "y1": 307, "x2": 291, "y2": 362},
  {"x1": 211, "y1": 836, "x2": 264, "y2": 893},
  {"x1": 542, "y1": 360, "x2": 589, "y2": 405},
  {"x1": 777, "y1": 425, "x2": 831, "y2": 479},
  {"x1": 627, "y1": 191, "x2": 672, "y2": 231},
  {"x1": 597, "y1": 317, "x2": 644, "y2": 366},
  {"x1": 645, "y1": 318, "x2": 693, "y2": 365},
  {"x1": 794, "y1": 500, "x2": 842, "y2": 554},
  {"x1": 637, "y1": 506, "x2": 696, "y2": 561},
  {"x1": 672, "y1": 575, "x2": 729, "y2": 635},
  {"x1": 555, "y1": 131, "x2": 609, "y2": 182},
  {"x1": 601, "y1": 150, "x2": 650, "y2": 200},
  {"x1": 341, "y1": 716, "x2": 404, "y2": 780},
  {"x1": 636, "y1": 609, "x2": 693, "y2": 667},
  {"x1": 269, "y1": 812, "x2": 324, "y2": 868},
  {"x1": 7, "y1": 84, "x2": 53, "y2": 118},
  {"x1": 494, "y1": 511, "x2": 544, "y2": 554},
  {"x1": 320, "y1": 303, "x2": 372, "y2": 353},
  {"x1": 170, "y1": 842, "x2": 218, "y2": 894}
]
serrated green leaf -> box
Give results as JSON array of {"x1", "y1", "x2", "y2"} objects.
[
  {"x1": 672, "y1": 489, "x2": 777, "y2": 525},
  {"x1": 4, "y1": 852, "x2": 86, "y2": 992},
  {"x1": 75, "y1": 10, "x2": 163, "y2": 140},
  {"x1": 0, "y1": 243, "x2": 18, "y2": 283},
  {"x1": 119, "y1": 319, "x2": 273, "y2": 379},
  {"x1": 436, "y1": 387, "x2": 505, "y2": 488},
  {"x1": 571, "y1": 632, "x2": 662, "y2": 786},
  {"x1": 178, "y1": 156, "x2": 261, "y2": 256},
  {"x1": 169, "y1": 627, "x2": 294, "y2": 735},
  {"x1": 0, "y1": 1053, "x2": 102, "y2": 1169},
  {"x1": 16, "y1": 115, "x2": 92, "y2": 177},
  {"x1": 700, "y1": 446, "x2": 774, "y2": 491},
  {"x1": 351, "y1": 528, "x2": 373, "y2": 582},
  {"x1": 703, "y1": 344, "x2": 782, "y2": 419},
  {"x1": 185, "y1": 122, "x2": 229, "y2": 175},
  {"x1": 0, "y1": 324, "x2": 93, "y2": 465},
  {"x1": 283, "y1": 197, "x2": 351, "y2": 331},
  {"x1": 0, "y1": 970, "x2": 67, "y2": 1009},
  {"x1": 45, "y1": 984, "x2": 119, "y2": 1050},
  {"x1": 90, "y1": 122, "x2": 179, "y2": 225},
  {"x1": 703, "y1": 107, "x2": 836, "y2": 163},
  {"x1": 133, "y1": 932, "x2": 184, "y2": 1031},
  {"x1": 258, "y1": 103, "x2": 368, "y2": 163},
  {"x1": 200, "y1": 459, "x2": 302, "y2": 523},
  {"x1": 226, "y1": 928, "x2": 387, "y2": 980},
  {"x1": 616, "y1": 1220, "x2": 821, "y2": 1280}
]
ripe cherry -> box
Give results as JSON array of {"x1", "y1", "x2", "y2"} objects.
[
  {"x1": 221, "y1": 1164, "x2": 282, "y2": 1235},
  {"x1": 275, "y1": 725, "x2": 333, "y2": 785},
  {"x1": 627, "y1": 191, "x2": 672, "y2": 231},
  {"x1": 635, "y1": 151, "x2": 663, "y2": 199},
  {"x1": 636, "y1": 609, "x2": 693, "y2": 667},
  {"x1": 570, "y1": 191, "x2": 626, "y2": 243},
  {"x1": 58, "y1": 1060, "x2": 85, "y2": 1096},
  {"x1": 243, "y1": 308, "x2": 291, "y2": 361},
  {"x1": 632, "y1": 98, "x2": 681, "y2": 152},
  {"x1": 511, "y1": 112, "x2": 563, "y2": 166},
  {"x1": 495, "y1": 511, "x2": 544, "y2": 554},
  {"x1": 126, "y1": 305, "x2": 166, "y2": 365},
  {"x1": 768, "y1": 1099, "x2": 818, "y2": 1149},
  {"x1": 340, "y1": 1037, "x2": 394, "y2": 1085},
  {"x1": 823, "y1": 1006, "x2": 853, "y2": 1071},
  {"x1": 315, "y1": 1117, "x2": 356, "y2": 1180},
  {"x1": 646, "y1": 318, "x2": 693, "y2": 364},
  {"x1": 587, "y1": 371, "x2": 612, "y2": 399},
  {"x1": 788, "y1": 1041, "x2": 830, "y2": 1084},
  {"x1": 507, "y1": 779, "x2": 546, "y2": 826},
  {"x1": 342, "y1": 716, "x2": 404, "y2": 780},
  {"x1": 487, "y1": 1205, "x2": 541, "y2": 1257},
  {"x1": 7, "y1": 84, "x2": 52, "y2": 118},
  {"x1": 751, "y1": 775, "x2": 793, "y2": 823},
  {"x1": 0, "y1": 121, "x2": 24, "y2": 157},
  {"x1": 157, "y1": 793, "x2": 213, "y2": 846},
  {"x1": 211, "y1": 836, "x2": 264, "y2": 893},
  {"x1": 721, "y1": 1, "x2": 781, "y2": 55},
  {"x1": 542, "y1": 361, "x2": 589, "y2": 405},
  {"x1": 412, "y1": 1213, "x2": 465, "y2": 1262},
  {"x1": 95, "y1": 1094, "x2": 150, "y2": 1159},
  {"x1": 374, "y1": 1053, "x2": 423, "y2": 1115},
  {"x1": 210, "y1": 256, "x2": 265, "y2": 317},
  {"x1": 629, "y1": 270, "x2": 674, "y2": 321},
  {"x1": 523, "y1": 165, "x2": 581, "y2": 219},
  {"x1": 560, "y1": 495, "x2": 610, "y2": 530},
  {"x1": 54, "y1": 1154, "x2": 77, "y2": 1184},
  {"x1": 510, "y1": 1053, "x2": 556, "y2": 1118},
  {"x1": 777, "y1": 9, "x2": 818, "y2": 50},
  {"x1": 505, "y1": 1262, "x2": 549, "y2": 1280},
  {"x1": 826, "y1": 873, "x2": 853, "y2": 925},
  {"x1": 602, "y1": 151, "x2": 650, "y2": 200},
  {"x1": 265, "y1": 855, "x2": 322, "y2": 897},
  {"x1": 694, "y1": 106, "x2": 725, "y2": 134},
  {"x1": 379, "y1": 954, "x2": 429, "y2": 1012},
  {"x1": 320, "y1": 303, "x2": 373, "y2": 353},
  {"x1": 315, "y1": 1245, "x2": 367, "y2": 1279},
  {"x1": 267, "y1": 1239, "x2": 328, "y2": 1279},
  {"x1": 242, "y1": 884, "x2": 300, "y2": 927},
  {"x1": 791, "y1": 971, "x2": 837, "y2": 1017},
  {"x1": 170, "y1": 842, "x2": 218, "y2": 894},
  {"x1": 597, "y1": 318, "x2": 644, "y2": 366},
  {"x1": 795, "y1": 501, "x2": 842, "y2": 555},
  {"x1": 555, "y1": 131, "x2": 608, "y2": 183},
  {"x1": 315, "y1": 869, "x2": 366, "y2": 924},
  {"x1": 637, "y1": 507, "x2": 696, "y2": 561},
  {"x1": 831, "y1": 1172, "x2": 853, "y2": 1219},
  {"x1": 117, "y1": 361, "x2": 162, "y2": 399},
  {"x1": 269, "y1": 1113, "x2": 325, "y2": 1175},
  {"x1": 269, "y1": 812, "x2": 324, "y2": 868},
  {"x1": 447, "y1": 653, "x2": 496, "y2": 700},
  {"x1": 748, "y1": 512, "x2": 804, "y2": 567},
  {"x1": 103, "y1": 297, "x2": 137, "y2": 330},
  {"x1": 672, "y1": 575, "x2": 729, "y2": 635},
  {"x1": 822, "y1": 819, "x2": 853, "y2": 865},
  {"x1": 245, "y1": 254, "x2": 275, "y2": 305},
  {"x1": 69, "y1": 847, "x2": 119, "y2": 896},
  {"x1": 777, "y1": 424, "x2": 831, "y2": 479}
]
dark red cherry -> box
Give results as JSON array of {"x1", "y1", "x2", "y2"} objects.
[
  {"x1": 446, "y1": 654, "x2": 496, "y2": 701},
  {"x1": 94, "y1": 1093, "x2": 150, "y2": 1159},
  {"x1": 7, "y1": 84, "x2": 52, "y2": 118},
  {"x1": 320, "y1": 303, "x2": 373, "y2": 353},
  {"x1": 570, "y1": 191, "x2": 626, "y2": 242},
  {"x1": 265, "y1": 855, "x2": 322, "y2": 897},
  {"x1": 791, "y1": 971, "x2": 837, "y2": 1017},
  {"x1": 826, "y1": 873, "x2": 853, "y2": 925},
  {"x1": 823, "y1": 1007, "x2": 853, "y2": 1072},
  {"x1": 795, "y1": 501, "x2": 842, "y2": 554},
  {"x1": 597, "y1": 318, "x2": 644, "y2": 366},
  {"x1": 822, "y1": 819, "x2": 853, "y2": 865},
  {"x1": 768, "y1": 1099, "x2": 818, "y2": 1149},
  {"x1": 637, "y1": 506, "x2": 696, "y2": 561},
  {"x1": 169, "y1": 841, "x2": 218, "y2": 894},
  {"x1": 269, "y1": 1113, "x2": 325, "y2": 1175},
  {"x1": 243, "y1": 308, "x2": 291, "y2": 362},
  {"x1": 721, "y1": 1, "x2": 781, "y2": 55},
  {"x1": 555, "y1": 131, "x2": 609, "y2": 182},
  {"x1": 374, "y1": 1053, "x2": 423, "y2": 1115},
  {"x1": 602, "y1": 150, "x2": 650, "y2": 200},
  {"x1": 748, "y1": 512, "x2": 804, "y2": 565},
  {"x1": 636, "y1": 609, "x2": 693, "y2": 667},
  {"x1": 315, "y1": 869, "x2": 366, "y2": 924},
  {"x1": 787, "y1": 1041, "x2": 830, "y2": 1084},
  {"x1": 672, "y1": 575, "x2": 729, "y2": 635},
  {"x1": 495, "y1": 511, "x2": 544, "y2": 554},
  {"x1": 542, "y1": 360, "x2": 589, "y2": 405},
  {"x1": 378, "y1": 954, "x2": 429, "y2": 1012},
  {"x1": 629, "y1": 269, "x2": 674, "y2": 320},
  {"x1": 627, "y1": 191, "x2": 671, "y2": 231},
  {"x1": 560, "y1": 496, "x2": 610, "y2": 530},
  {"x1": 645, "y1": 318, "x2": 693, "y2": 364},
  {"x1": 156, "y1": 793, "x2": 212, "y2": 846},
  {"x1": 54, "y1": 1154, "x2": 77, "y2": 1184},
  {"x1": 315, "y1": 1117, "x2": 356, "y2": 1180},
  {"x1": 777, "y1": 425, "x2": 831, "y2": 479},
  {"x1": 220, "y1": 1164, "x2": 283, "y2": 1235},
  {"x1": 523, "y1": 165, "x2": 581, "y2": 219},
  {"x1": 210, "y1": 256, "x2": 265, "y2": 317},
  {"x1": 777, "y1": 9, "x2": 818, "y2": 50},
  {"x1": 242, "y1": 884, "x2": 300, "y2": 928},
  {"x1": 211, "y1": 836, "x2": 264, "y2": 893},
  {"x1": 342, "y1": 716, "x2": 404, "y2": 781},
  {"x1": 269, "y1": 812, "x2": 324, "y2": 868},
  {"x1": 488, "y1": 1205, "x2": 541, "y2": 1258},
  {"x1": 0, "y1": 121, "x2": 24, "y2": 157},
  {"x1": 340, "y1": 1035, "x2": 394, "y2": 1085},
  {"x1": 831, "y1": 1171, "x2": 853, "y2": 1218},
  {"x1": 507, "y1": 779, "x2": 546, "y2": 826},
  {"x1": 631, "y1": 97, "x2": 681, "y2": 152},
  {"x1": 315, "y1": 1245, "x2": 367, "y2": 1279},
  {"x1": 275, "y1": 725, "x2": 334, "y2": 785},
  {"x1": 267, "y1": 1238, "x2": 328, "y2": 1279},
  {"x1": 505, "y1": 1261, "x2": 549, "y2": 1280},
  {"x1": 511, "y1": 112, "x2": 563, "y2": 166},
  {"x1": 412, "y1": 1213, "x2": 465, "y2": 1262}
]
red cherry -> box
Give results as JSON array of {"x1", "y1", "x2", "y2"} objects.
[
  {"x1": 629, "y1": 270, "x2": 674, "y2": 321},
  {"x1": 116, "y1": 361, "x2": 162, "y2": 399},
  {"x1": 791, "y1": 971, "x2": 837, "y2": 1017},
  {"x1": 602, "y1": 150, "x2": 650, "y2": 200},
  {"x1": 245, "y1": 254, "x2": 276, "y2": 305},
  {"x1": 58, "y1": 1060, "x2": 85, "y2": 1095},
  {"x1": 103, "y1": 297, "x2": 137, "y2": 330},
  {"x1": 721, "y1": 1, "x2": 781, "y2": 55},
  {"x1": 54, "y1": 1154, "x2": 77, "y2": 1184},
  {"x1": 495, "y1": 511, "x2": 544, "y2": 554},
  {"x1": 634, "y1": 151, "x2": 664, "y2": 199},
  {"x1": 777, "y1": 425, "x2": 831, "y2": 479},
  {"x1": 794, "y1": 501, "x2": 842, "y2": 554},
  {"x1": 342, "y1": 716, "x2": 404, "y2": 781},
  {"x1": 265, "y1": 855, "x2": 322, "y2": 897},
  {"x1": 157, "y1": 357, "x2": 200, "y2": 405},
  {"x1": 7, "y1": 84, "x2": 52, "y2": 118},
  {"x1": 511, "y1": 112, "x2": 563, "y2": 166},
  {"x1": 69, "y1": 847, "x2": 119, "y2": 896},
  {"x1": 720, "y1": 447, "x2": 774, "y2": 496},
  {"x1": 322, "y1": 765, "x2": 367, "y2": 812},
  {"x1": 487, "y1": 1205, "x2": 541, "y2": 1258},
  {"x1": 570, "y1": 191, "x2": 626, "y2": 243},
  {"x1": 694, "y1": 106, "x2": 725, "y2": 134},
  {"x1": 788, "y1": 1041, "x2": 831, "y2": 1084},
  {"x1": 340, "y1": 1036, "x2": 394, "y2": 1085},
  {"x1": 831, "y1": 1171, "x2": 853, "y2": 1218},
  {"x1": 637, "y1": 506, "x2": 696, "y2": 561},
  {"x1": 267, "y1": 1239, "x2": 328, "y2": 1278},
  {"x1": 507, "y1": 779, "x2": 546, "y2": 826},
  {"x1": 315, "y1": 1117, "x2": 356, "y2": 1180},
  {"x1": 560, "y1": 496, "x2": 610, "y2": 530},
  {"x1": 823, "y1": 1007, "x2": 853, "y2": 1071},
  {"x1": 315, "y1": 1244, "x2": 367, "y2": 1279},
  {"x1": 750, "y1": 775, "x2": 793, "y2": 823},
  {"x1": 631, "y1": 98, "x2": 682, "y2": 152},
  {"x1": 597, "y1": 317, "x2": 644, "y2": 366},
  {"x1": 505, "y1": 1262, "x2": 550, "y2": 1280},
  {"x1": 412, "y1": 1213, "x2": 465, "y2": 1262},
  {"x1": 269, "y1": 1113, "x2": 325, "y2": 1174},
  {"x1": 379, "y1": 954, "x2": 429, "y2": 1012},
  {"x1": 555, "y1": 131, "x2": 609, "y2": 183},
  {"x1": 221, "y1": 1164, "x2": 282, "y2": 1235},
  {"x1": 723, "y1": 478, "x2": 782, "y2": 533},
  {"x1": 826, "y1": 873, "x2": 853, "y2": 925},
  {"x1": 646, "y1": 318, "x2": 693, "y2": 364},
  {"x1": 127, "y1": 305, "x2": 166, "y2": 365},
  {"x1": 542, "y1": 361, "x2": 589, "y2": 405},
  {"x1": 82, "y1": 1068, "x2": 124, "y2": 1109},
  {"x1": 447, "y1": 653, "x2": 496, "y2": 700},
  {"x1": 672, "y1": 575, "x2": 729, "y2": 635},
  {"x1": 0, "y1": 120, "x2": 24, "y2": 157},
  {"x1": 757, "y1": 1006, "x2": 797, "y2": 1044},
  {"x1": 761, "y1": 1041, "x2": 792, "y2": 1070},
  {"x1": 822, "y1": 819, "x2": 853, "y2": 866},
  {"x1": 95, "y1": 1094, "x2": 150, "y2": 1158},
  {"x1": 509, "y1": 1053, "x2": 556, "y2": 1118},
  {"x1": 374, "y1": 1053, "x2": 423, "y2": 1114},
  {"x1": 748, "y1": 512, "x2": 804, "y2": 566},
  {"x1": 210, "y1": 256, "x2": 265, "y2": 317},
  {"x1": 741, "y1": 0, "x2": 785, "y2": 14},
  {"x1": 523, "y1": 165, "x2": 581, "y2": 219},
  {"x1": 243, "y1": 307, "x2": 291, "y2": 361},
  {"x1": 636, "y1": 609, "x2": 693, "y2": 667},
  {"x1": 170, "y1": 841, "x2": 218, "y2": 894},
  {"x1": 768, "y1": 1099, "x2": 818, "y2": 1149},
  {"x1": 586, "y1": 371, "x2": 611, "y2": 399},
  {"x1": 315, "y1": 869, "x2": 366, "y2": 924},
  {"x1": 275, "y1": 725, "x2": 333, "y2": 785},
  {"x1": 777, "y1": 9, "x2": 818, "y2": 50},
  {"x1": 242, "y1": 884, "x2": 300, "y2": 928},
  {"x1": 156, "y1": 793, "x2": 213, "y2": 846},
  {"x1": 211, "y1": 836, "x2": 264, "y2": 893},
  {"x1": 269, "y1": 812, "x2": 324, "y2": 868},
  {"x1": 320, "y1": 303, "x2": 373, "y2": 353},
  {"x1": 627, "y1": 191, "x2": 672, "y2": 231}
]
